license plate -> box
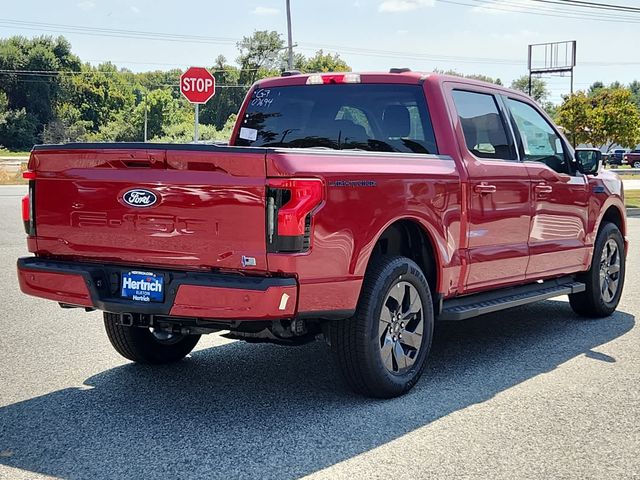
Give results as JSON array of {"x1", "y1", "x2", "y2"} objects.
[{"x1": 121, "y1": 271, "x2": 164, "y2": 303}]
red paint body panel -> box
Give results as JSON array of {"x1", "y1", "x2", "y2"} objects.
[
  {"x1": 31, "y1": 148, "x2": 268, "y2": 271},
  {"x1": 170, "y1": 284, "x2": 297, "y2": 319},
  {"x1": 524, "y1": 163, "x2": 590, "y2": 278},
  {"x1": 18, "y1": 268, "x2": 92, "y2": 307},
  {"x1": 19, "y1": 72, "x2": 626, "y2": 320}
]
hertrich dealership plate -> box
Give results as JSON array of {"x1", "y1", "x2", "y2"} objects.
[{"x1": 120, "y1": 271, "x2": 164, "y2": 303}]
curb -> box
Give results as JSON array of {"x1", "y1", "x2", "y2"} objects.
[{"x1": 627, "y1": 208, "x2": 640, "y2": 217}]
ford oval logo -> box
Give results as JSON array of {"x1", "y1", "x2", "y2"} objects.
[{"x1": 122, "y1": 189, "x2": 158, "y2": 208}]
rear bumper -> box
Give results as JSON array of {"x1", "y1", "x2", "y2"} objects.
[{"x1": 17, "y1": 257, "x2": 297, "y2": 321}]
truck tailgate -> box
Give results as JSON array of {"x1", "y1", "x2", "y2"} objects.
[{"x1": 31, "y1": 145, "x2": 268, "y2": 271}]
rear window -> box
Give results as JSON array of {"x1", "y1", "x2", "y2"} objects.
[{"x1": 234, "y1": 84, "x2": 438, "y2": 154}]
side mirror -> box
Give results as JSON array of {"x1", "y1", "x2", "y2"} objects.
[{"x1": 575, "y1": 148, "x2": 602, "y2": 176}]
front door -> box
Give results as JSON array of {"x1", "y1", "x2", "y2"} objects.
[
  {"x1": 504, "y1": 97, "x2": 589, "y2": 279},
  {"x1": 448, "y1": 87, "x2": 531, "y2": 293}
]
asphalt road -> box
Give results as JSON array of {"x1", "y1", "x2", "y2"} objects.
[{"x1": 0, "y1": 186, "x2": 638, "y2": 480}]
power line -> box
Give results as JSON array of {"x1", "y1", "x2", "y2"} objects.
[
  {"x1": 475, "y1": 0, "x2": 640, "y2": 21},
  {"x1": 438, "y1": 0, "x2": 640, "y2": 23},
  {"x1": 529, "y1": 0, "x2": 640, "y2": 13}
]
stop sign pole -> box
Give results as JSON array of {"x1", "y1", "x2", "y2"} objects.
[{"x1": 180, "y1": 67, "x2": 216, "y2": 142}]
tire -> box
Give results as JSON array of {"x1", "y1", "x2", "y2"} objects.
[
  {"x1": 103, "y1": 312, "x2": 200, "y2": 364},
  {"x1": 633, "y1": 161, "x2": 640, "y2": 169},
  {"x1": 569, "y1": 222, "x2": 625, "y2": 318},
  {"x1": 328, "y1": 256, "x2": 434, "y2": 398}
]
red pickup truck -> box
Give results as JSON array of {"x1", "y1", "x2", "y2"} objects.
[
  {"x1": 624, "y1": 150, "x2": 640, "y2": 168},
  {"x1": 17, "y1": 71, "x2": 626, "y2": 398}
]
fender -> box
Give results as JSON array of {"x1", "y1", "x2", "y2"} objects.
[{"x1": 352, "y1": 212, "x2": 461, "y2": 297}]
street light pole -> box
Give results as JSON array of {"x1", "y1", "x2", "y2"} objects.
[{"x1": 286, "y1": 0, "x2": 293, "y2": 70}]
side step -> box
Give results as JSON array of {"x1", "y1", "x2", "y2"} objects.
[{"x1": 438, "y1": 276, "x2": 586, "y2": 321}]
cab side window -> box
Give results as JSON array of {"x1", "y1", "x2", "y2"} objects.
[
  {"x1": 506, "y1": 98, "x2": 569, "y2": 174},
  {"x1": 452, "y1": 90, "x2": 516, "y2": 161}
]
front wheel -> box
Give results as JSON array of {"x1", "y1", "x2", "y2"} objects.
[
  {"x1": 104, "y1": 312, "x2": 200, "y2": 364},
  {"x1": 633, "y1": 161, "x2": 640, "y2": 169},
  {"x1": 328, "y1": 256, "x2": 434, "y2": 398},
  {"x1": 569, "y1": 222, "x2": 625, "y2": 318}
]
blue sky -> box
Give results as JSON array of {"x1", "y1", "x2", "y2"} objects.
[{"x1": 1, "y1": 0, "x2": 638, "y2": 103}]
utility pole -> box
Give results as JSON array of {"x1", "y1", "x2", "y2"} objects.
[{"x1": 286, "y1": 0, "x2": 293, "y2": 70}]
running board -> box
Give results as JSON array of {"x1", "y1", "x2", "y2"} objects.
[{"x1": 438, "y1": 276, "x2": 586, "y2": 321}]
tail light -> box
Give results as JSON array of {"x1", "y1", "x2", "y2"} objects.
[
  {"x1": 21, "y1": 171, "x2": 36, "y2": 236},
  {"x1": 266, "y1": 178, "x2": 324, "y2": 253}
]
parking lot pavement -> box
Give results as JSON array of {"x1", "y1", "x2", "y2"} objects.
[{"x1": 0, "y1": 186, "x2": 638, "y2": 479}]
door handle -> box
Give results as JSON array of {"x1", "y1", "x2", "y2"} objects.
[
  {"x1": 474, "y1": 183, "x2": 497, "y2": 194},
  {"x1": 534, "y1": 184, "x2": 553, "y2": 195}
]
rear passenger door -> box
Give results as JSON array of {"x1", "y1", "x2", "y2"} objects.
[
  {"x1": 503, "y1": 97, "x2": 589, "y2": 279},
  {"x1": 447, "y1": 85, "x2": 531, "y2": 293}
]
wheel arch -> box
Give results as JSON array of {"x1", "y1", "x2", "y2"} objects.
[
  {"x1": 361, "y1": 217, "x2": 443, "y2": 298},
  {"x1": 599, "y1": 204, "x2": 625, "y2": 237}
]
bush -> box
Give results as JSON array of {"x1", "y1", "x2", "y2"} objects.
[{"x1": 0, "y1": 108, "x2": 38, "y2": 150}]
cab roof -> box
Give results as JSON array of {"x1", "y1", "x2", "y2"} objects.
[{"x1": 254, "y1": 71, "x2": 526, "y2": 99}]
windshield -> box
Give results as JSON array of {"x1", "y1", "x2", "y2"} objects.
[{"x1": 234, "y1": 84, "x2": 438, "y2": 154}]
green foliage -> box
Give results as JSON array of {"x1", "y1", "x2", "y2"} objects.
[
  {"x1": 510, "y1": 75, "x2": 549, "y2": 103},
  {"x1": 297, "y1": 50, "x2": 351, "y2": 73},
  {"x1": 435, "y1": 69, "x2": 502, "y2": 85},
  {"x1": 0, "y1": 36, "x2": 80, "y2": 125},
  {"x1": 588, "y1": 81, "x2": 605, "y2": 96},
  {"x1": 626, "y1": 80, "x2": 640, "y2": 109},
  {"x1": 199, "y1": 56, "x2": 247, "y2": 130},
  {"x1": 0, "y1": 108, "x2": 37, "y2": 149},
  {"x1": 556, "y1": 91, "x2": 592, "y2": 147},
  {"x1": 237, "y1": 30, "x2": 284, "y2": 85},
  {"x1": 557, "y1": 87, "x2": 640, "y2": 148},
  {"x1": 590, "y1": 88, "x2": 640, "y2": 149}
]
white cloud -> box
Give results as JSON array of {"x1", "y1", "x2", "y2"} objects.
[
  {"x1": 378, "y1": 0, "x2": 434, "y2": 12},
  {"x1": 130, "y1": 5, "x2": 140, "y2": 13},
  {"x1": 251, "y1": 6, "x2": 280, "y2": 16},
  {"x1": 77, "y1": 0, "x2": 96, "y2": 10},
  {"x1": 396, "y1": 29, "x2": 409, "y2": 35}
]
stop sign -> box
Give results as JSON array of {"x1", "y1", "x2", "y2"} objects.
[{"x1": 180, "y1": 67, "x2": 216, "y2": 104}]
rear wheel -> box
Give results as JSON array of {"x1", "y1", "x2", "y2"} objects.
[
  {"x1": 104, "y1": 312, "x2": 200, "y2": 364},
  {"x1": 569, "y1": 222, "x2": 625, "y2": 318},
  {"x1": 328, "y1": 256, "x2": 434, "y2": 398}
]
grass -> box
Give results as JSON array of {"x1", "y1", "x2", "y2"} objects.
[
  {"x1": 624, "y1": 190, "x2": 640, "y2": 208},
  {"x1": 0, "y1": 149, "x2": 30, "y2": 158}
]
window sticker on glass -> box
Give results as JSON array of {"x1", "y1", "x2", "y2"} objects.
[
  {"x1": 250, "y1": 89, "x2": 274, "y2": 108},
  {"x1": 239, "y1": 127, "x2": 258, "y2": 141},
  {"x1": 520, "y1": 121, "x2": 555, "y2": 156}
]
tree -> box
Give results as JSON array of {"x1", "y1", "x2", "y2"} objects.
[
  {"x1": 236, "y1": 31, "x2": 284, "y2": 85},
  {"x1": 556, "y1": 91, "x2": 591, "y2": 147},
  {"x1": 298, "y1": 50, "x2": 351, "y2": 73},
  {"x1": 588, "y1": 81, "x2": 605, "y2": 97},
  {"x1": 557, "y1": 87, "x2": 640, "y2": 149},
  {"x1": 0, "y1": 108, "x2": 37, "y2": 150},
  {"x1": 510, "y1": 75, "x2": 549, "y2": 103},
  {"x1": 590, "y1": 87, "x2": 640, "y2": 150},
  {"x1": 628, "y1": 80, "x2": 640, "y2": 109},
  {"x1": 0, "y1": 36, "x2": 80, "y2": 126},
  {"x1": 58, "y1": 62, "x2": 135, "y2": 133},
  {"x1": 199, "y1": 56, "x2": 246, "y2": 130},
  {"x1": 0, "y1": 36, "x2": 81, "y2": 149},
  {"x1": 435, "y1": 69, "x2": 502, "y2": 85}
]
